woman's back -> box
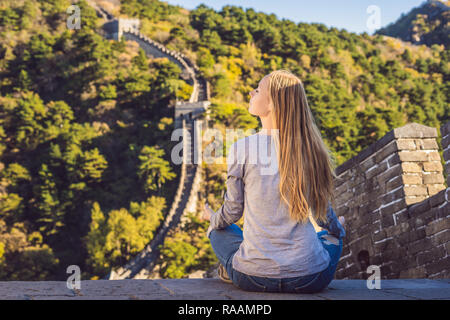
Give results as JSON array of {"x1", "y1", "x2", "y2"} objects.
[{"x1": 230, "y1": 133, "x2": 331, "y2": 278}]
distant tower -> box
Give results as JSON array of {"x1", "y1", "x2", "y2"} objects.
[{"x1": 102, "y1": 18, "x2": 140, "y2": 40}]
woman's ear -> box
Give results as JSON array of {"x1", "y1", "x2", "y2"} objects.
[
  {"x1": 268, "y1": 97, "x2": 275, "y2": 115},
  {"x1": 270, "y1": 100, "x2": 278, "y2": 127}
]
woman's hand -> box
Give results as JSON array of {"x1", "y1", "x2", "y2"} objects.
[{"x1": 202, "y1": 202, "x2": 214, "y2": 222}]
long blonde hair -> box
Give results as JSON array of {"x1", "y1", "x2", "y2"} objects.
[{"x1": 267, "y1": 69, "x2": 337, "y2": 225}]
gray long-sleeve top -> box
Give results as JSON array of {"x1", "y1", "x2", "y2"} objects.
[{"x1": 207, "y1": 132, "x2": 346, "y2": 278}]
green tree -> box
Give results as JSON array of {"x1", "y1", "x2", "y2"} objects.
[
  {"x1": 0, "y1": 220, "x2": 59, "y2": 280},
  {"x1": 137, "y1": 146, "x2": 175, "y2": 192},
  {"x1": 401, "y1": 48, "x2": 413, "y2": 63},
  {"x1": 160, "y1": 233, "x2": 198, "y2": 278},
  {"x1": 85, "y1": 197, "x2": 166, "y2": 275},
  {"x1": 84, "y1": 202, "x2": 108, "y2": 274}
]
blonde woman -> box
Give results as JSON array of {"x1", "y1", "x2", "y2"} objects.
[{"x1": 202, "y1": 69, "x2": 346, "y2": 293}]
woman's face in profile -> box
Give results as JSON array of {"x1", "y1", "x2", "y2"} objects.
[{"x1": 249, "y1": 75, "x2": 272, "y2": 117}]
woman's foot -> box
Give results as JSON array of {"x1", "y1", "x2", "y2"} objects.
[
  {"x1": 322, "y1": 233, "x2": 339, "y2": 245},
  {"x1": 322, "y1": 216, "x2": 345, "y2": 245},
  {"x1": 218, "y1": 263, "x2": 232, "y2": 284}
]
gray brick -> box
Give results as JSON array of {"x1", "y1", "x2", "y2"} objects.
[
  {"x1": 407, "y1": 237, "x2": 433, "y2": 255},
  {"x1": 380, "y1": 199, "x2": 407, "y2": 216},
  {"x1": 375, "y1": 140, "x2": 399, "y2": 163},
  {"x1": 417, "y1": 247, "x2": 446, "y2": 265},
  {"x1": 429, "y1": 189, "x2": 446, "y2": 208},
  {"x1": 429, "y1": 229, "x2": 450, "y2": 246},
  {"x1": 425, "y1": 256, "x2": 450, "y2": 276},
  {"x1": 397, "y1": 228, "x2": 427, "y2": 246}
]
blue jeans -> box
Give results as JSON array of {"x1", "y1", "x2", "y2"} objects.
[{"x1": 208, "y1": 224, "x2": 343, "y2": 293}]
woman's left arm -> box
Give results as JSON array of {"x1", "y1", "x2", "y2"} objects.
[{"x1": 206, "y1": 142, "x2": 245, "y2": 238}]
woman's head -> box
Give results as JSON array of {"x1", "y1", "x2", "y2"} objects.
[
  {"x1": 249, "y1": 74, "x2": 273, "y2": 117},
  {"x1": 255, "y1": 69, "x2": 337, "y2": 225}
]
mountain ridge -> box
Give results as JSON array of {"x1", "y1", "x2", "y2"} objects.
[{"x1": 375, "y1": 0, "x2": 449, "y2": 47}]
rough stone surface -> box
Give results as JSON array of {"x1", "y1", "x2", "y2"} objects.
[
  {"x1": 0, "y1": 279, "x2": 449, "y2": 300},
  {"x1": 333, "y1": 122, "x2": 450, "y2": 280}
]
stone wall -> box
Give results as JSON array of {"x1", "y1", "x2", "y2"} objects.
[
  {"x1": 121, "y1": 30, "x2": 196, "y2": 82},
  {"x1": 109, "y1": 118, "x2": 201, "y2": 279},
  {"x1": 102, "y1": 17, "x2": 201, "y2": 84},
  {"x1": 103, "y1": 18, "x2": 140, "y2": 40},
  {"x1": 180, "y1": 119, "x2": 206, "y2": 226},
  {"x1": 92, "y1": 8, "x2": 210, "y2": 279},
  {"x1": 333, "y1": 122, "x2": 449, "y2": 280},
  {"x1": 174, "y1": 101, "x2": 211, "y2": 129},
  {"x1": 442, "y1": 121, "x2": 450, "y2": 187}
]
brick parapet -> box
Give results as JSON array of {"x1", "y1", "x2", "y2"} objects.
[{"x1": 334, "y1": 122, "x2": 449, "y2": 280}]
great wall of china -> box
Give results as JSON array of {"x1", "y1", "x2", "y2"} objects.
[
  {"x1": 86, "y1": 1, "x2": 211, "y2": 280},
  {"x1": 86, "y1": 1, "x2": 449, "y2": 281},
  {"x1": 333, "y1": 122, "x2": 449, "y2": 279}
]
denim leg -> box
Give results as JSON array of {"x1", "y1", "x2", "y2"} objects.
[
  {"x1": 289, "y1": 230, "x2": 343, "y2": 294},
  {"x1": 209, "y1": 224, "x2": 243, "y2": 283},
  {"x1": 315, "y1": 230, "x2": 343, "y2": 289},
  {"x1": 209, "y1": 225, "x2": 343, "y2": 293},
  {"x1": 319, "y1": 230, "x2": 343, "y2": 268}
]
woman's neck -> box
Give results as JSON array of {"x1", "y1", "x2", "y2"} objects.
[{"x1": 259, "y1": 114, "x2": 277, "y2": 135}]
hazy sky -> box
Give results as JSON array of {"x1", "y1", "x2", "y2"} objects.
[{"x1": 162, "y1": 0, "x2": 426, "y2": 34}]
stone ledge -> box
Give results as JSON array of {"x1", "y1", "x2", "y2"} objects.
[{"x1": 0, "y1": 279, "x2": 449, "y2": 300}]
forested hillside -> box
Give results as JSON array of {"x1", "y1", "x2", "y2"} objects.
[
  {"x1": 376, "y1": 0, "x2": 449, "y2": 47},
  {"x1": 0, "y1": 0, "x2": 448, "y2": 280},
  {"x1": 121, "y1": 0, "x2": 449, "y2": 279},
  {"x1": 0, "y1": 0, "x2": 191, "y2": 280},
  {"x1": 117, "y1": 0, "x2": 449, "y2": 159}
]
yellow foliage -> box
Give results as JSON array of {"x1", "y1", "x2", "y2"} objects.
[
  {"x1": 240, "y1": 41, "x2": 263, "y2": 70},
  {"x1": 300, "y1": 54, "x2": 311, "y2": 69},
  {"x1": 404, "y1": 67, "x2": 421, "y2": 78},
  {"x1": 0, "y1": 242, "x2": 4, "y2": 259},
  {"x1": 384, "y1": 37, "x2": 403, "y2": 52},
  {"x1": 227, "y1": 45, "x2": 240, "y2": 57},
  {"x1": 430, "y1": 73, "x2": 443, "y2": 84},
  {"x1": 217, "y1": 56, "x2": 242, "y2": 83},
  {"x1": 158, "y1": 117, "x2": 173, "y2": 130}
]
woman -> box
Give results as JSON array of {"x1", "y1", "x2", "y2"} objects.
[{"x1": 202, "y1": 69, "x2": 346, "y2": 293}]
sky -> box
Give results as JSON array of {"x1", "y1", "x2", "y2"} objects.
[{"x1": 162, "y1": 0, "x2": 427, "y2": 34}]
